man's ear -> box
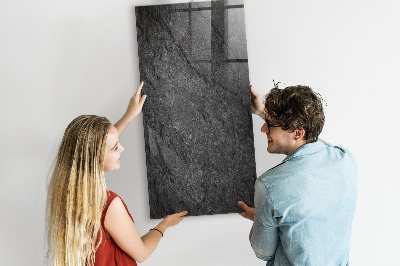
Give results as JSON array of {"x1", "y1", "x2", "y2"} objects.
[{"x1": 294, "y1": 129, "x2": 305, "y2": 141}]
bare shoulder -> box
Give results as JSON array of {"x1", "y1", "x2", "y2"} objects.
[
  {"x1": 104, "y1": 196, "x2": 140, "y2": 260},
  {"x1": 105, "y1": 197, "x2": 129, "y2": 227},
  {"x1": 108, "y1": 196, "x2": 125, "y2": 212}
]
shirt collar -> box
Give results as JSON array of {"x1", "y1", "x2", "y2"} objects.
[{"x1": 283, "y1": 141, "x2": 327, "y2": 163}]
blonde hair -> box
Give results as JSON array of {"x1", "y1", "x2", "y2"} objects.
[{"x1": 46, "y1": 115, "x2": 111, "y2": 266}]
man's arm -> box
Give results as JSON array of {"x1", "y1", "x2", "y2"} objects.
[{"x1": 250, "y1": 179, "x2": 279, "y2": 262}]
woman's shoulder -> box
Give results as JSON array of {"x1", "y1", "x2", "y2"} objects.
[
  {"x1": 106, "y1": 190, "x2": 128, "y2": 206},
  {"x1": 107, "y1": 190, "x2": 119, "y2": 201},
  {"x1": 102, "y1": 190, "x2": 121, "y2": 224},
  {"x1": 105, "y1": 190, "x2": 134, "y2": 222}
]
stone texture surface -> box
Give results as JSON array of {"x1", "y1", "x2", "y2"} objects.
[{"x1": 136, "y1": 0, "x2": 256, "y2": 219}]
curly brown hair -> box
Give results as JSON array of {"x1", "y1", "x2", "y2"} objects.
[{"x1": 264, "y1": 85, "x2": 325, "y2": 143}]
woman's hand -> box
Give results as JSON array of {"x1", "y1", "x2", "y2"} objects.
[
  {"x1": 250, "y1": 85, "x2": 265, "y2": 119},
  {"x1": 105, "y1": 199, "x2": 186, "y2": 263},
  {"x1": 124, "y1": 81, "x2": 147, "y2": 121},
  {"x1": 151, "y1": 211, "x2": 187, "y2": 240},
  {"x1": 114, "y1": 82, "x2": 147, "y2": 137},
  {"x1": 161, "y1": 211, "x2": 188, "y2": 228}
]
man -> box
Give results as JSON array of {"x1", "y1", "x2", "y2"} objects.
[{"x1": 238, "y1": 84, "x2": 357, "y2": 265}]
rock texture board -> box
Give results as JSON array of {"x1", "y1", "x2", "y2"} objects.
[{"x1": 136, "y1": 0, "x2": 256, "y2": 219}]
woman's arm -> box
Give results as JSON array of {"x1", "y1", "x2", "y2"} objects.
[
  {"x1": 104, "y1": 197, "x2": 187, "y2": 263},
  {"x1": 114, "y1": 82, "x2": 147, "y2": 137}
]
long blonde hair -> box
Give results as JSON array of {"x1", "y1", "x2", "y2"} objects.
[{"x1": 46, "y1": 115, "x2": 111, "y2": 266}]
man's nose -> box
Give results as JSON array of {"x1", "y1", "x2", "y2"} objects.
[{"x1": 261, "y1": 123, "x2": 269, "y2": 133}]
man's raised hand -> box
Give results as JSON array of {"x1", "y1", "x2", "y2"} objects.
[{"x1": 250, "y1": 85, "x2": 265, "y2": 119}]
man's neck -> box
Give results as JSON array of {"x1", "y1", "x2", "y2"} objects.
[{"x1": 286, "y1": 140, "x2": 307, "y2": 155}]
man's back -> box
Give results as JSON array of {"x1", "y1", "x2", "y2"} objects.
[{"x1": 251, "y1": 141, "x2": 358, "y2": 266}]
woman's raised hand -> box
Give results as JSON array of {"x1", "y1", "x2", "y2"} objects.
[
  {"x1": 114, "y1": 82, "x2": 147, "y2": 137},
  {"x1": 125, "y1": 81, "x2": 147, "y2": 120}
]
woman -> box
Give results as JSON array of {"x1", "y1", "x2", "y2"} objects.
[{"x1": 46, "y1": 82, "x2": 187, "y2": 266}]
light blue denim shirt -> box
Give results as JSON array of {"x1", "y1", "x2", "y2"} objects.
[{"x1": 250, "y1": 141, "x2": 357, "y2": 266}]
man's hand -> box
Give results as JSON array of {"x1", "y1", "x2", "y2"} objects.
[
  {"x1": 250, "y1": 85, "x2": 265, "y2": 119},
  {"x1": 238, "y1": 201, "x2": 255, "y2": 221}
]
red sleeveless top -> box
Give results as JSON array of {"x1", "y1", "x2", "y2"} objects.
[{"x1": 94, "y1": 190, "x2": 138, "y2": 266}]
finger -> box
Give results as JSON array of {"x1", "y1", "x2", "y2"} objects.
[
  {"x1": 237, "y1": 201, "x2": 249, "y2": 211},
  {"x1": 238, "y1": 212, "x2": 247, "y2": 218},
  {"x1": 139, "y1": 94, "x2": 147, "y2": 106},
  {"x1": 135, "y1": 81, "x2": 144, "y2": 95},
  {"x1": 177, "y1": 211, "x2": 188, "y2": 217},
  {"x1": 249, "y1": 85, "x2": 258, "y2": 98}
]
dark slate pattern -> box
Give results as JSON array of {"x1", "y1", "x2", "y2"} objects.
[{"x1": 136, "y1": 0, "x2": 256, "y2": 219}]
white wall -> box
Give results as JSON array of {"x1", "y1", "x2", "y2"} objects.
[{"x1": 1, "y1": 0, "x2": 399, "y2": 265}]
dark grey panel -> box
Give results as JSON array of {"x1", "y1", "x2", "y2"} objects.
[{"x1": 136, "y1": 0, "x2": 256, "y2": 219}]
